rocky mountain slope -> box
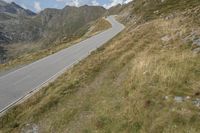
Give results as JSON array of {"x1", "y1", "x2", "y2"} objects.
[
  {"x1": 1, "y1": 0, "x2": 200, "y2": 132},
  {"x1": 0, "y1": 1, "x2": 106, "y2": 45},
  {"x1": 0, "y1": 0, "x2": 36, "y2": 44},
  {"x1": 36, "y1": 5, "x2": 106, "y2": 45},
  {"x1": 0, "y1": 0, "x2": 35, "y2": 16},
  {"x1": 0, "y1": 1, "x2": 106, "y2": 63}
]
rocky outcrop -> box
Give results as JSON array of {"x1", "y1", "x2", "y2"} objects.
[{"x1": 0, "y1": 0, "x2": 36, "y2": 16}]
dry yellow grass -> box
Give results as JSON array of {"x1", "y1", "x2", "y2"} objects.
[
  {"x1": 91, "y1": 18, "x2": 111, "y2": 33},
  {"x1": 86, "y1": 18, "x2": 112, "y2": 37},
  {"x1": 1, "y1": 3, "x2": 200, "y2": 133}
]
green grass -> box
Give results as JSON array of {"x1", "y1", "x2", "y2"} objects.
[{"x1": 1, "y1": 1, "x2": 200, "y2": 133}]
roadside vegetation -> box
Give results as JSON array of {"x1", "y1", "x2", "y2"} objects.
[
  {"x1": 1, "y1": 0, "x2": 200, "y2": 132},
  {"x1": 86, "y1": 18, "x2": 112, "y2": 36}
]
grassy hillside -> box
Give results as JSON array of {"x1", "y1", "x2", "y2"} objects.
[
  {"x1": 85, "y1": 18, "x2": 112, "y2": 37},
  {"x1": 1, "y1": 0, "x2": 200, "y2": 132},
  {"x1": 120, "y1": 0, "x2": 200, "y2": 24}
]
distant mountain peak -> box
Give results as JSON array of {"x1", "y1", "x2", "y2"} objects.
[
  {"x1": 0, "y1": 0, "x2": 7, "y2": 6},
  {"x1": 0, "y1": 0, "x2": 36, "y2": 16},
  {"x1": 10, "y1": 2, "x2": 23, "y2": 9}
]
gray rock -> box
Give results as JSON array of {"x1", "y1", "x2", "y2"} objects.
[
  {"x1": 183, "y1": 31, "x2": 200, "y2": 46},
  {"x1": 186, "y1": 96, "x2": 191, "y2": 100},
  {"x1": 154, "y1": 10, "x2": 159, "y2": 14},
  {"x1": 193, "y1": 47, "x2": 200, "y2": 54},
  {"x1": 165, "y1": 14, "x2": 175, "y2": 20},
  {"x1": 174, "y1": 96, "x2": 184, "y2": 103},
  {"x1": 161, "y1": 35, "x2": 171, "y2": 42},
  {"x1": 193, "y1": 38, "x2": 200, "y2": 46},
  {"x1": 192, "y1": 99, "x2": 200, "y2": 107},
  {"x1": 164, "y1": 96, "x2": 169, "y2": 100},
  {"x1": 21, "y1": 123, "x2": 39, "y2": 133}
]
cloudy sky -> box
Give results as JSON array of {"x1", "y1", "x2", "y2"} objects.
[{"x1": 3, "y1": 0, "x2": 133, "y2": 13}]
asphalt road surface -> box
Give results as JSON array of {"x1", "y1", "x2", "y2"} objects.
[{"x1": 0, "y1": 16, "x2": 125, "y2": 113}]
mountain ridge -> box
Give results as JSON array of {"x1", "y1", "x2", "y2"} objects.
[
  {"x1": 0, "y1": 0, "x2": 36, "y2": 16},
  {"x1": 0, "y1": 1, "x2": 106, "y2": 45}
]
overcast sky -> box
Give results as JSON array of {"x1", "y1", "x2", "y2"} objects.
[{"x1": 3, "y1": 0, "x2": 133, "y2": 13}]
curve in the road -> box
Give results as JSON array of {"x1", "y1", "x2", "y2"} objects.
[{"x1": 0, "y1": 16, "x2": 125, "y2": 114}]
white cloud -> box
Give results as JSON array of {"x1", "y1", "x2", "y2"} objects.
[
  {"x1": 56, "y1": 0, "x2": 100, "y2": 7},
  {"x1": 34, "y1": 1, "x2": 42, "y2": 12},
  {"x1": 92, "y1": 0, "x2": 99, "y2": 6},
  {"x1": 2, "y1": 0, "x2": 14, "y2": 3},
  {"x1": 59, "y1": 0, "x2": 80, "y2": 7},
  {"x1": 71, "y1": 0, "x2": 79, "y2": 6},
  {"x1": 124, "y1": 0, "x2": 133, "y2": 4},
  {"x1": 103, "y1": 0, "x2": 123, "y2": 9},
  {"x1": 55, "y1": 0, "x2": 133, "y2": 8},
  {"x1": 21, "y1": 4, "x2": 27, "y2": 9},
  {"x1": 103, "y1": 0, "x2": 133, "y2": 9},
  {"x1": 55, "y1": 0, "x2": 65, "y2": 2}
]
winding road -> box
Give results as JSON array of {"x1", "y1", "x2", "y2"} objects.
[{"x1": 0, "y1": 16, "x2": 125, "y2": 113}]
